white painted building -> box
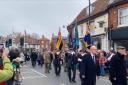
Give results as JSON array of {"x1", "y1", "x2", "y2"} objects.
[{"x1": 77, "y1": 13, "x2": 109, "y2": 51}]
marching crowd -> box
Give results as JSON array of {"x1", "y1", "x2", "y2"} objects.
[
  {"x1": 0, "y1": 45, "x2": 128, "y2": 85},
  {"x1": 23, "y1": 45, "x2": 128, "y2": 85}
]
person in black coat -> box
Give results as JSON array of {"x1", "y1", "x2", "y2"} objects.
[
  {"x1": 53, "y1": 52, "x2": 61, "y2": 76},
  {"x1": 81, "y1": 46, "x2": 100, "y2": 85},
  {"x1": 64, "y1": 51, "x2": 69, "y2": 72},
  {"x1": 77, "y1": 50, "x2": 87, "y2": 81},
  {"x1": 109, "y1": 46, "x2": 127, "y2": 85},
  {"x1": 49, "y1": 52, "x2": 53, "y2": 69},
  {"x1": 30, "y1": 49, "x2": 38, "y2": 68},
  {"x1": 9, "y1": 48, "x2": 19, "y2": 62},
  {"x1": 67, "y1": 50, "x2": 78, "y2": 83}
]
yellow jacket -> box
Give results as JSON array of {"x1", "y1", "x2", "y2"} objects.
[{"x1": 0, "y1": 57, "x2": 13, "y2": 83}]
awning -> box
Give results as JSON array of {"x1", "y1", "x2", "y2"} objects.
[{"x1": 109, "y1": 26, "x2": 128, "y2": 40}]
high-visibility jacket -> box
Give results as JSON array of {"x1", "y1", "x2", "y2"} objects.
[
  {"x1": 0, "y1": 60, "x2": 6, "y2": 85},
  {"x1": 0, "y1": 57, "x2": 13, "y2": 83}
]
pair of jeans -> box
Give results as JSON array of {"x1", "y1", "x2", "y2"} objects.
[{"x1": 100, "y1": 64, "x2": 105, "y2": 76}]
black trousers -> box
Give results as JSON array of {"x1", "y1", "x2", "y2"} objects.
[
  {"x1": 111, "y1": 77, "x2": 127, "y2": 85},
  {"x1": 54, "y1": 65, "x2": 61, "y2": 76},
  {"x1": 32, "y1": 61, "x2": 36, "y2": 67},
  {"x1": 67, "y1": 67, "x2": 76, "y2": 81},
  {"x1": 37, "y1": 60, "x2": 41, "y2": 65},
  {"x1": 81, "y1": 77, "x2": 96, "y2": 85}
]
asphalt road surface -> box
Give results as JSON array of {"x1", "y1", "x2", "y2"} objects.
[{"x1": 20, "y1": 62, "x2": 111, "y2": 85}]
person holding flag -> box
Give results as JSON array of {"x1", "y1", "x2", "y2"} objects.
[
  {"x1": 56, "y1": 29, "x2": 63, "y2": 51},
  {"x1": 53, "y1": 29, "x2": 63, "y2": 76}
]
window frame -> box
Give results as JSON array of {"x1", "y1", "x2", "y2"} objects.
[
  {"x1": 118, "y1": 7, "x2": 128, "y2": 26},
  {"x1": 98, "y1": 21, "x2": 105, "y2": 28}
]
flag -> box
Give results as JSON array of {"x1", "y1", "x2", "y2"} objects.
[
  {"x1": 83, "y1": 31, "x2": 91, "y2": 48},
  {"x1": 73, "y1": 23, "x2": 79, "y2": 49},
  {"x1": 56, "y1": 29, "x2": 63, "y2": 50},
  {"x1": 69, "y1": 31, "x2": 73, "y2": 48}
]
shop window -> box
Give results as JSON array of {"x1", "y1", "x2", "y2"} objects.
[{"x1": 118, "y1": 8, "x2": 128, "y2": 26}]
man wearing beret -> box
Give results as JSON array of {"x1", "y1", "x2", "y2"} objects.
[{"x1": 109, "y1": 46, "x2": 127, "y2": 85}]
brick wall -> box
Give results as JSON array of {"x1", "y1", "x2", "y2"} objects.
[{"x1": 108, "y1": 3, "x2": 128, "y2": 29}]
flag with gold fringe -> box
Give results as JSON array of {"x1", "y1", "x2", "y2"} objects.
[
  {"x1": 83, "y1": 31, "x2": 91, "y2": 48},
  {"x1": 56, "y1": 29, "x2": 63, "y2": 50}
]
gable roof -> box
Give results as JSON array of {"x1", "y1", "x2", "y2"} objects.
[
  {"x1": 108, "y1": 0, "x2": 128, "y2": 8},
  {"x1": 70, "y1": 0, "x2": 109, "y2": 26}
]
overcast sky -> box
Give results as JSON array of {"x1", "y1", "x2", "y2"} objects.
[{"x1": 0, "y1": 0, "x2": 95, "y2": 39}]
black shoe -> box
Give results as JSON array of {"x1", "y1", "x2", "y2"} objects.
[
  {"x1": 72, "y1": 80, "x2": 76, "y2": 83},
  {"x1": 58, "y1": 74, "x2": 60, "y2": 76},
  {"x1": 69, "y1": 80, "x2": 72, "y2": 83}
]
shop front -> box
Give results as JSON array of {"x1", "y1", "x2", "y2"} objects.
[
  {"x1": 92, "y1": 36, "x2": 102, "y2": 49},
  {"x1": 110, "y1": 26, "x2": 128, "y2": 51}
]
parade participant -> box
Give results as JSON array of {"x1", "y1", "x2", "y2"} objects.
[
  {"x1": 37, "y1": 52, "x2": 44, "y2": 67},
  {"x1": 53, "y1": 51, "x2": 61, "y2": 76},
  {"x1": 30, "y1": 49, "x2": 38, "y2": 68},
  {"x1": 77, "y1": 50, "x2": 86, "y2": 81},
  {"x1": 126, "y1": 52, "x2": 128, "y2": 76},
  {"x1": 109, "y1": 46, "x2": 127, "y2": 85},
  {"x1": 64, "y1": 50, "x2": 69, "y2": 72},
  {"x1": 67, "y1": 49, "x2": 78, "y2": 83},
  {"x1": 49, "y1": 51, "x2": 53, "y2": 69},
  {"x1": 24, "y1": 50, "x2": 30, "y2": 62},
  {"x1": 81, "y1": 45, "x2": 100, "y2": 85},
  {"x1": 37, "y1": 52, "x2": 41, "y2": 66},
  {"x1": 44, "y1": 51, "x2": 51, "y2": 73}
]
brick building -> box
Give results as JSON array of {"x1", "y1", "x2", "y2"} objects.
[
  {"x1": 39, "y1": 35, "x2": 50, "y2": 50},
  {"x1": 108, "y1": 0, "x2": 128, "y2": 50},
  {"x1": 51, "y1": 34, "x2": 68, "y2": 51}
]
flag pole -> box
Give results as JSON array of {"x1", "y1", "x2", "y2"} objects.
[
  {"x1": 88, "y1": 0, "x2": 91, "y2": 31},
  {"x1": 88, "y1": 0, "x2": 92, "y2": 46},
  {"x1": 24, "y1": 29, "x2": 26, "y2": 49}
]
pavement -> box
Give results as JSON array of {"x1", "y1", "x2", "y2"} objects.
[{"x1": 20, "y1": 62, "x2": 111, "y2": 85}]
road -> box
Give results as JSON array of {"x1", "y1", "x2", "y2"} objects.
[{"x1": 20, "y1": 62, "x2": 111, "y2": 85}]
